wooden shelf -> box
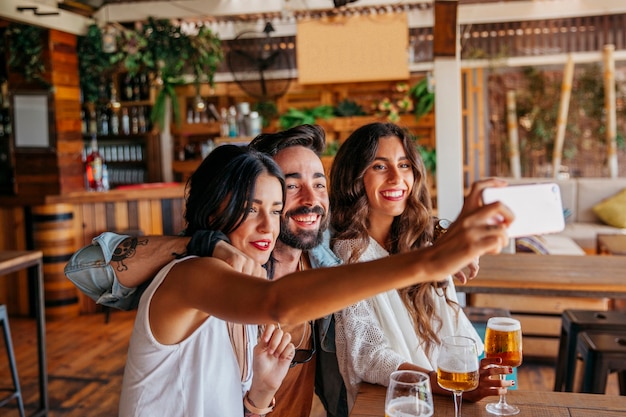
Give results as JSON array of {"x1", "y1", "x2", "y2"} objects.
[
  {"x1": 172, "y1": 159, "x2": 202, "y2": 178},
  {"x1": 171, "y1": 122, "x2": 221, "y2": 136},
  {"x1": 267, "y1": 113, "x2": 435, "y2": 148}
]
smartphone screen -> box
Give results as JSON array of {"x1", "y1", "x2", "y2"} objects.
[{"x1": 481, "y1": 183, "x2": 565, "y2": 238}]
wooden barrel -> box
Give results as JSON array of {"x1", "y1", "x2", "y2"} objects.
[{"x1": 31, "y1": 204, "x2": 79, "y2": 320}]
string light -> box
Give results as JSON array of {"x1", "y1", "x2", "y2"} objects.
[{"x1": 200, "y1": 2, "x2": 431, "y2": 25}]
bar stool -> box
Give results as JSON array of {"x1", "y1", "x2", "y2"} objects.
[
  {"x1": 554, "y1": 309, "x2": 626, "y2": 392},
  {"x1": 0, "y1": 304, "x2": 26, "y2": 417},
  {"x1": 575, "y1": 331, "x2": 626, "y2": 395}
]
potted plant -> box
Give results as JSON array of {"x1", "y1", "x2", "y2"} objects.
[
  {"x1": 4, "y1": 23, "x2": 49, "y2": 87},
  {"x1": 78, "y1": 18, "x2": 223, "y2": 131},
  {"x1": 278, "y1": 105, "x2": 335, "y2": 129}
]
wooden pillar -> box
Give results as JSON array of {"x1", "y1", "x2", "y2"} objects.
[
  {"x1": 433, "y1": 0, "x2": 464, "y2": 219},
  {"x1": 603, "y1": 44, "x2": 619, "y2": 178},
  {"x1": 506, "y1": 90, "x2": 522, "y2": 178},
  {"x1": 49, "y1": 29, "x2": 84, "y2": 192},
  {"x1": 552, "y1": 55, "x2": 574, "y2": 179}
]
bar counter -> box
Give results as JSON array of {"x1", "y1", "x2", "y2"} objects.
[
  {"x1": 40, "y1": 182, "x2": 187, "y2": 244},
  {"x1": 44, "y1": 182, "x2": 185, "y2": 205},
  {"x1": 350, "y1": 383, "x2": 626, "y2": 417},
  {"x1": 19, "y1": 182, "x2": 186, "y2": 317}
]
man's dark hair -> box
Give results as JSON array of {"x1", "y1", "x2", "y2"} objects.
[{"x1": 248, "y1": 124, "x2": 326, "y2": 156}]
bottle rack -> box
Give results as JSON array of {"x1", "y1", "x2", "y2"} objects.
[
  {"x1": 82, "y1": 137, "x2": 148, "y2": 186},
  {"x1": 81, "y1": 71, "x2": 159, "y2": 188}
]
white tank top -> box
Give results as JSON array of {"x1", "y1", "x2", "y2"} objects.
[{"x1": 119, "y1": 256, "x2": 256, "y2": 417}]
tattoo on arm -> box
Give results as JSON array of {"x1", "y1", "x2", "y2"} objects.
[{"x1": 112, "y1": 237, "x2": 148, "y2": 272}]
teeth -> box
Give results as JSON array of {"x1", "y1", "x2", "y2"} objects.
[
  {"x1": 293, "y1": 215, "x2": 317, "y2": 223},
  {"x1": 256, "y1": 241, "x2": 269, "y2": 247},
  {"x1": 382, "y1": 190, "x2": 403, "y2": 198}
]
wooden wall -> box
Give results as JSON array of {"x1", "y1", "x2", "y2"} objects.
[{"x1": 9, "y1": 29, "x2": 83, "y2": 202}]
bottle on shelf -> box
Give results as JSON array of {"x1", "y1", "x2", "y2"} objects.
[
  {"x1": 138, "y1": 106, "x2": 147, "y2": 133},
  {"x1": 124, "y1": 74, "x2": 134, "y2": 102},
  {"x1": 110, "y1": 108, "x2": 120, "y2": 135},
  {"x1": 98, "y1": 82, "x2": 108, "y2": 103},
  {"x1": 187, "y1": 107, "x2": 194, "y2": 124},
  {"x1": 121, "y1": 107, "x2": 130, "y2": 135},
  {"x1": 130, "y1": 106, "x2": 139, "y2": 134},
  {"x1": 247, "y1": 111, "x2": 262, "y2": 137},
  {"x1": 228, "y1": 105, "x2": 239, "y2": 137},
  {"x1": 140, "y1": 73, "x2": 150, "y2": 101},
  {"x1": 132, "y1": 75, "x2": 141, "y2": 101},
  {"x1": 237, "y1": 102, "x2": 250, "y2": 136},
  {"x1": 81, "y1": 106, "x2": 87, "y2": 135},
  {"x1": 208, "y1": 103, "x2": 221, "y2": 121},
  {"x1": 220, "y1": 107, "x2": 229, "y2": 136},
  {"x1": 98, "y1": 106, "x2": 109, "y2": 136},
  {"x1": 102, "y1": 163, "x2": 110, "y2": 191},
  {"x1": 85, "y1": 134, "x2": 104, "y2": 191},
  {"x1": 109, "y1": 82, "x2": 116, "y2": 101},
  {"x1": 201, "y1": 103, "x2": 209, "y2": 123},
  {"x1": 89, "y1": 107, "x2": 98, "y2": 135}
]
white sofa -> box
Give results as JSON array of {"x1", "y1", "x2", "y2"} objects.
[{"x1": 504, "y1": 177, "x2": 626, "y2": 251}]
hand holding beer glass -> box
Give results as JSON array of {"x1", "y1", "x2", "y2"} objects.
[
  {"x1": 437, "y1": 336, "x2": 479, "y2": 417},
  {"x1": 484, "y1": 317, "x2": 523, "y2": 415},
  {"x1": 385, "y1": 370, "x2": 434, "y2": 417}
]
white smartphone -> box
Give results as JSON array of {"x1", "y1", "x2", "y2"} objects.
[{"x1": 481, "y1": 182, "x2": 565, "y2": 238}]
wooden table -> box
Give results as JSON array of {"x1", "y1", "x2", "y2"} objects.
[
  {"x1": 350, "y1": 383, "x2": 626, "y2": 416},
  {"x1": 462, "y1": 254, "x2": 626, "y2": 298},
  {"x1": 0, "y1": 251, "x2": 48, "y2": 417},
  {"x1": 597, "y1": 234, "x2": 626, "y2": 256}
]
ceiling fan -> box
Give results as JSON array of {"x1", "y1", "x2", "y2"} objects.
[{"x1": 227, "y1": 22, "x2": 293, "y2": 102}]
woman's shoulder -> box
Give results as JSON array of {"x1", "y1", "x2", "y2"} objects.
[
  {"x1": 332, "y1": 238, "x2": 359, "y2": 262},
  {"x1": 333, "y1": 236, "x2": 385, "y2": 263}
]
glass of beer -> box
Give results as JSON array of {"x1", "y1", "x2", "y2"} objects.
[
  {"x1": 437, "y1": 336, "x2": 479, "y2": 417},
  {"x1": 385, "y1": 370, "x2": 434, "y2": 417},
  {"x1": 484, "y1": 317, "x2": 523, "y2": 415}
]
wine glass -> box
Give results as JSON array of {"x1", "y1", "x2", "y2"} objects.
[
  {"x1": 484, "y1": 317, "x2": 523, "y2": 415},
  {"x1": 385, "y1": 370, "x2": 434, "y2": 417},
  {"x1": 437, "y1": 335, "x2": 480, "y2": 417}
]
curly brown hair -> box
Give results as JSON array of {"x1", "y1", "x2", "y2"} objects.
[{"x1": 330, "y1": 122, "x2": 458, "y2": 356}]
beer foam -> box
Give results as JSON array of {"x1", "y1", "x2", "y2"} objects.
[{"x1": 487, "y1": 317, "x2": 521, "y2": 331}]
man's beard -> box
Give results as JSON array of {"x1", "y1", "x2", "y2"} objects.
[{"x1": 279, "y1": 206, "x2": 329, "y2": 250}]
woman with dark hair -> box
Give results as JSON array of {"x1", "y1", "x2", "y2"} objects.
[
  {"x1": 330, "y1": 122, "x2": 513, "y2": 410},
  {"x1": 119, "y1": 141, "x2": 513, "y2": 416},
  {"x1": 119, "y1": 145, "x2": 292, "y2": 417}
]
